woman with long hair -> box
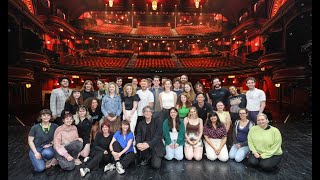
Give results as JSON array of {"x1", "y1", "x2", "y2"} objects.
[{"x1": 163, "y1": 107, "x2": 185, "y2": 161}]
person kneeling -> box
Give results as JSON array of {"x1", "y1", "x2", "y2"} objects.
[
  {"x1": 203, "y1": 112, "x2": 229, "y2": 162},
  {"x1": 104, "y1": 120, "x2": 135, "y2": 174}
]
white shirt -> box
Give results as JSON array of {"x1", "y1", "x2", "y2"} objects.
[
  {"x1": 137, "y1": 89, "x2": 154, "y2": 116},
  {"x1": 160, "y1": 91, "x2": 175, "y2": 109},
  {"x1": 246, "y1": 88, "x2": 266, "y2": 111}
]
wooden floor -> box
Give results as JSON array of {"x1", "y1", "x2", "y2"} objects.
[{"x1": 8, "y1": 119, "x2": 312, "y2": 180}]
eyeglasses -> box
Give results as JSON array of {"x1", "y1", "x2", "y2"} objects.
[{"x1": 239, "y1": 113, "x2": 247, "y2": 115}]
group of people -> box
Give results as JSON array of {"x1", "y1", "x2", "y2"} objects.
[{"x1": 28, "y1": 75, "x2": 283, "y2": 176}]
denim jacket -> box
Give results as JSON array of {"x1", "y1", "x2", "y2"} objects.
[{"x1": 101, "y1": 93, "x2": 122, "y2": 117}]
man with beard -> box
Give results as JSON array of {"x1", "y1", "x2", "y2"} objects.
[{"x1": 208, "y1": 77, "x2": 230, "y2": 111}]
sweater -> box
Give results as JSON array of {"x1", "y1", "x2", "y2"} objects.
[
  {"x1": 162, "y1": 119, "x2": 185, "y2": 146},
  {"x1": 247, "y1": 125, "x2": 283, "y2": 159},
  {"x1": 53, "y1": 125, "x2": 79, "y2": 158}
]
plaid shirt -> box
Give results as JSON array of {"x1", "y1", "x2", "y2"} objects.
[{"x1": 50, "y1": 88, "x2": 72, "y2": 117}]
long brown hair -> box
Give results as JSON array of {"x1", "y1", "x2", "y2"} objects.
[
  {"x1": 168, "y1": 107, "x2": 180, "y2": 131},
  {"x1": 65, "y1": 89, "x2": 83, "y2": 105},
  {"x1": 176, "y1": 92, "x2": 192, "y2": 109}
]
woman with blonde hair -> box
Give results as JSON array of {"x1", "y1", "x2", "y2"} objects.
[
  {"x1": 247, "y1": 113, "x2": 283, "y2": 171},
  {"x1": 101, "y1": 82, "x2": 122, "y2": 133},
  {"x1": 122, "y1": 83, "x2": 140, "y2": 134}
]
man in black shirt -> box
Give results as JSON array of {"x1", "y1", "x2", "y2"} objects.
[
  {"x1": 208, "y1": 77, "x2": 230, "y2": 110},
  {"x1": 136, "y1": 106, "x2": 165, "y2": 169}
]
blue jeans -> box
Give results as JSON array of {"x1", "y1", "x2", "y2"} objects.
[
  {"x1": 229, "y1": 144, "x2": 250, "y2": 162},
  {"x1": 29, "y1": 147, "x2": 55, "y2": 172}
]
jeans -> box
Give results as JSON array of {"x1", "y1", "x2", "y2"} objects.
[
  {"x1": 55, "y1": 140, "x2": 83, "y2": 171},
  {"x1": 229, "y1": 144, "x2": 250, "y2": 162},
  {"x1": 248, "y1": 111, "x2": 259, "y2": 124},
  {"x1": 29, "y1": 147, "x2": 55, "y2": 172}
]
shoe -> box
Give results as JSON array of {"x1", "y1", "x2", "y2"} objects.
[
  {"x1": 104, "y1": 163, "x2": 116, "y2": 172},
  {"x1": 116, "y1": 162, "x2": 125, "y2": 174},
  {"x1": 83, "y1": 157, "x2": 90, "y2": 163},
  {"x1": 50, "y1": 158, "x2": 58, "y2": 167},
  {"x1": 80, "y1": 168, "x2": 90, "y2": 177},
  {"x1": 74, "y1": 158, "x2": 82, "y2": 166}
]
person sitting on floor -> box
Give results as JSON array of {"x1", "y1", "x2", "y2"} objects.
[
  {"x1": 229, "y1": 108, "x2": 254, "y2": 162},
  {"x1": 247, "y1": 113, "x2": 283, "y2": 171},
  {"x1": 28, "y1": 109, "x2": 58, "y2": 172},
  {"x1": 79, "y1": 122, "x2": 114, "y2": 177},
  {"x1": 163, "y1": 107, "x2": 185, "y2": 161},
  {"x1": 53, "y1": 113, "x2": 83, "y2": 170},
  {"x1": 104, "y1": 120, "x2": 135, "y2": 174},
  {"x1": 136, "y1": 106, "x2": 165, "y2": 169},
  {"x1": 203, "y1": 111, "x2": 229, "y2": 162}
]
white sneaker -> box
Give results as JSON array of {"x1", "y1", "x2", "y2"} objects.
[
  {"x1": 104, "y1": 163, "x2": 116, "y2": 172},
  {"x1": 83, "y1": 157, "x2": 90, "y2": 163},
  {"x1": 116, "y1": 162, "x2": 125, "y2": 174},
  {"x1": 80, "y1": 168, "x2": 90, "y2": 177}
]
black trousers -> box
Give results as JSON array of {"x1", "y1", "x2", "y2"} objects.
[
  {"x1": 138, "y1": 147, "x2": 162, "y2": 169},
  {"x1": 113, "y1": 141, "x2": 135, "y2": 168},
  {"x1": 248, "y1": 153, "x2": 282, "y2": 171},
  {"x1": 85, "y1": 150, "x2": 113, "y2": 170}
]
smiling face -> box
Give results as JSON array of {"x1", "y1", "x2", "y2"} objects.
[
  {"x1": 180, "y1": 94, "x2": 187, "y2": 103},
  {"x1": 257, "y1": 114, "x2": 268, "y2": 128},
  {"x1": 121, "y1": 123, "x2": 129, "y2": 133},
  {"x1": 60, "y1": 79, "x2": 69, "y2": 88},
  {"x1": 212, "y1": 78, "x2": 221, "y2": 89},
  {"x1": 63, "y1": 115, "x2": 73, "y2": 125},
  {"x1": 126, "y1": 85, "x2": 133, "y2": 96},
  {"x1": 170, "y1": 109, "x2": 178, "y2": 119},
  {"x1": 184, "y1": 84, "x2": 191, "y2": 92},
  {"x1": 239, "y1": 109, "x2": 248, "y2": 120},
  {"x1": 216, "y1": 102, "x2": 225, "y2": 111},
  {"x1": 97, "y1": 80, "x2": 104, "y2": 89},
  {"x1": 41, "y1": 113, "x2": 51, "y2": 123},
  {"x1": 73, "y1": 91, "x2": 81, "y2": 99},
  {"x1": 246, "y1": 80, "x2": 256, "y2": 90}
]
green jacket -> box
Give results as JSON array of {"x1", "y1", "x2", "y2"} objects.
[{"x1": 163, "y1": 119, "x2": 185, "y2": 146}]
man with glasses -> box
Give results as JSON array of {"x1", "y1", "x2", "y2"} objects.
[{"x1": 135, "y1": 106, "x2": 165, "y2": 169}]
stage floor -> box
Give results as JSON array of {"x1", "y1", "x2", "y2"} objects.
[{"x1": 8, "y1": 121, "x2": 312, "y2": 180}]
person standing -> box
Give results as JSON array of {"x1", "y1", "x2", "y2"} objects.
[
  {"x1": 227, "y1": 86, "x2": 247, "y2": 124},
  {"x1": 136, "y1": 79, "x2": 154, "y2": 131},
  {"x1": 208, "y1": 77, "x2": 230, "y2": 110},
  {"x1": 81, "y1": 80, "x2": 96, "y2": 102},
  {"x1": 50, "y1": 76, "x2": 72, "y2": 125},
  {"x1": 149, "y1": 75, "x2": 163, "y2": 119},
  {"x1": 101, "y1": 82, "x2": 122, "y2": 133},
  {"x1": 245, "y1": 77, "x2": 266, "y2": 124}
]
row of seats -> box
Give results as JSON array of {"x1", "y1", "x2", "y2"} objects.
[
  {"x1": 136, "y1": 26, "x2": 172, "y2": 36},
  {"x1": 139, "y1": 52, "x2": 170, "y2": 56},
  {"x1": 61, "y1": 56, "x2": 129, "y2": 68},
  {"x1": 88, "y1": 24, "x2": 132, "y2": 34},
  {"x1": 135, "y1": 58, "x2": 176, "y2": 68},
  {"x1": 175, "y1": 25, "x2": 217, "y2": 35},
  {"x1": 179, "y1": 56, "x2": 242, "y2": 68}
]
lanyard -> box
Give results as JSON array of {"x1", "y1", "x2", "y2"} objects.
[{"x1": 40, "y1": 123, "x2": 51, "y2": 133}]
